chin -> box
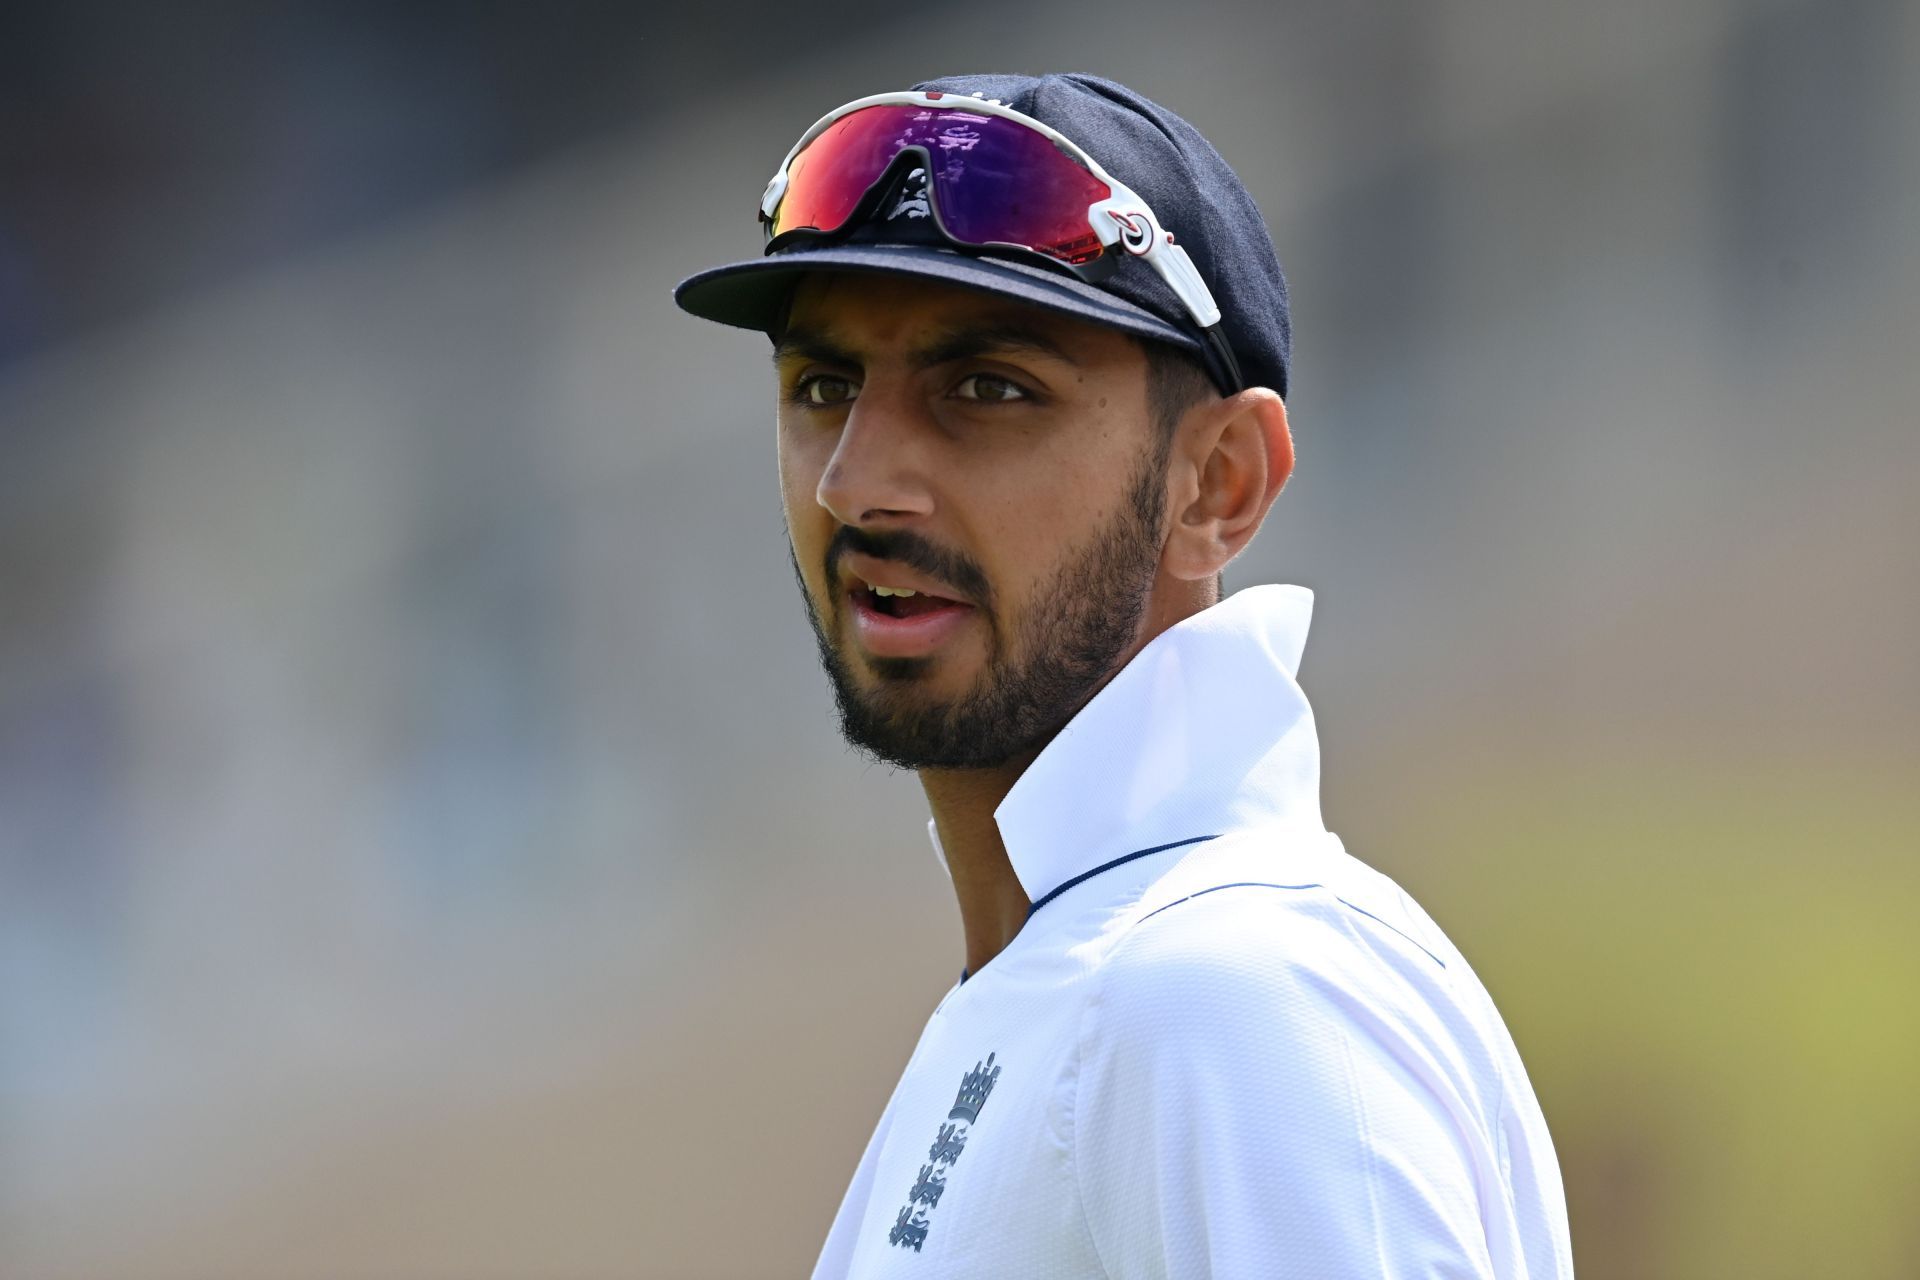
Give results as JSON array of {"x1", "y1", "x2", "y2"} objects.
[{"x1": 853, "y1": 649, "x2": 974, "y2": 699}]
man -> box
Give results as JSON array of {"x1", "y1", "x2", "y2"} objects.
[{"x1": 676, "y1": 72, "x2": 1573, "y2": 1278}]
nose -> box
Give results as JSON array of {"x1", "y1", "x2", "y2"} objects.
[{"x1": 815, "y1": 382, "x2": 936, "y2": 527}]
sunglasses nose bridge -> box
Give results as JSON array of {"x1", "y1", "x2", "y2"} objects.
[
  {"x1": 853, "y1": 145, "x2": 943, "y2": 234},
  {"x1": 770, "y1": 140, "x2": 947, "y2": 246}
]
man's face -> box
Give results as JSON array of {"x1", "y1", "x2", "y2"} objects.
[{"x1": 775, "y1": 273, "x2": 1173, "y2": 770}]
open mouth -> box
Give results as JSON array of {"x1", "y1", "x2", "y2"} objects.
[
  {"x1": 854, "y1": 584, "x2": 964, "y2": 619},
  {"x1": 846, "y1": 581, "x2": 976, "y2": 659}
]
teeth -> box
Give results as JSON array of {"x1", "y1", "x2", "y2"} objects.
[{"x1": 871, "y1": 586, "x2": 918, "y2": 598}]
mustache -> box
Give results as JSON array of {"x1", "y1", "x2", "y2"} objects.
[{"x1": 826, "y1": 525, "x2": 993, "y2": 609}]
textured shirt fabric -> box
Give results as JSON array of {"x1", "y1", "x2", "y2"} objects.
[{"x1": 810, "y1": 585, "x2": 1574, "y2": 1278}]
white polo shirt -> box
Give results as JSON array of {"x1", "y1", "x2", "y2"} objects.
[{"x1": 811, "y1": 585, "x2": 1574, "y2": 1278}]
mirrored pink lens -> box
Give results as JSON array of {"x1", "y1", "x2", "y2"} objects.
[{"x1": 772, "y1": 104, "x2": 1111, "y2": 264}]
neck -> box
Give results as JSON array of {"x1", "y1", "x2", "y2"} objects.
[
  {"x1": 914, "y1": 576, "x2": 1221, "y2": 976},
  {"x1": 919, "y1": 754, "x2": 1037, "y2": 976}
]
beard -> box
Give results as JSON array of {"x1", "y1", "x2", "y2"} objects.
[{"x1": 791, "y1": 441, "x2": 1168, "y2": 771}]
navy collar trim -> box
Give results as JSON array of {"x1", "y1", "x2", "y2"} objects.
[
  {"x1": 957, "y1": 833, "x2": 1219, "y2": 985},
  {"x1": 1025, "y1": 834, "x2": 1220, "y2": 917}
]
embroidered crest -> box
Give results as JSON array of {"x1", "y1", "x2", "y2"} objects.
[
  {"x1": 888, "y1": 1051, "x2": 1001, "y2": 1253},
  {"x1": 948, "y1": 1051, "x2": 1001, "y2": 1123},
  {"x1": 909, "y1": 1163, "x2": 947, "y2": 1208},
  {"x1": 889, "y1": 1206, "x2": 931, "y2": 1251},
  {"x1": 927, "y1": 1122, "x2": 967, "y2": 1165}
]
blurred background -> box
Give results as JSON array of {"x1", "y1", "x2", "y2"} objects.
[{"x1": 2, "y1": 1, "x2": 1915, "y2": 1276}]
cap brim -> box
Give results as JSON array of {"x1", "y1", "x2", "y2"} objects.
[{"x1": 673, "y1": 242, "x2": 1204, "y2": 359}]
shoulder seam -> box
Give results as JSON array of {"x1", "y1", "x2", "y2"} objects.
[{"x1": 1134, "y1": 880, "x2": 1447, "y2": 969}]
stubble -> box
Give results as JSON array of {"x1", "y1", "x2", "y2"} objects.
[{"x1": 790, "y1": 441, "x2": 1169, "y2": 770}]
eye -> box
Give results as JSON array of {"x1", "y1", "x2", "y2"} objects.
[
  {"x1": 795, "y1": 374, "x2": 859, "y2": 407},
  {"x1": 952, "y1": 373, "x2": 1030, "y2": 404}
]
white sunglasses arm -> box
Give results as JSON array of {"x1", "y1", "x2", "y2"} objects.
[{"x1": 1086, "y1": 193, "x2": 1224, "y2": 330}]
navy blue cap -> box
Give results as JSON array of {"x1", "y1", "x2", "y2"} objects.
[{"x1": 673, "y1": 72, "x2": 1290, "y2": 398}]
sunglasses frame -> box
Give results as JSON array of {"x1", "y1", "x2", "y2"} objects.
[{"x1": 759, "y1": 90, "x2": 1243, "y2": 391}]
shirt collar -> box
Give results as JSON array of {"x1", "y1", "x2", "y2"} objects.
[{"x1": 989, "y1": 584, "x2": 1322, "y2": 906}]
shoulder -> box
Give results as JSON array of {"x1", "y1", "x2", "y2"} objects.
[
  {"x1": 1085, "y1": 870, "x2": 1422, "y2": 1072},
  {"x1": 1095, "y1": 829, "x2": 1456, "y2": 1028},
  {"x1": 1076, "y1": 828, "x2": 1498, "y2": 1125},
  {"x1": 1068, "y1": 836, "x2": 1507, "y2": 1275}
]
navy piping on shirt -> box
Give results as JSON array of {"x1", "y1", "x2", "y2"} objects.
[
  {"x1": 1139, "y1": 880, "x2": 1447, "y2": 969},
  {"x1": 959, "y1": 834, "x2": 1220, "y2": 984},
  {"x1": 957, "y1": 841, "x2": 1446, "y2": 984},
  {"x1": 1026, "y1": 834, "x2": 1221, "y2": 916}
]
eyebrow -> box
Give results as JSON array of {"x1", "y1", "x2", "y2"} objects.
[
  {"x1": 771, "y1": 320, "x2": 1082, "y2": 371},
  {"x1": 913, "y1": 322, "x2": 1080, "y2": 370},
  {"x1": 771, "y1": 331, "x2": 861, "y2": 368}
]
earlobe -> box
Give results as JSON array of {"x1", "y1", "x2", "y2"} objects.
[{"x1": 1164, "y1": 390, "x2": 1293, "y2": 582}]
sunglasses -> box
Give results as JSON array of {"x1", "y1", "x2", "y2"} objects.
[{"x1": 759, "y1": 91, "x2": 1243, "y2": 391}]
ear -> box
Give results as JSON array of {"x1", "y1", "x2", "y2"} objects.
[{"x1": 1162, "y1": 389, "x2": 1294, "y2": 582}]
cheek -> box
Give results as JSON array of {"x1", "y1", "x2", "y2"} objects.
[
  {"x1": 777, "y1": 431, "x2": 833, "y2": 586},
  {"x1": 777, "y1": 444, "x2": 811, "y2": 519},
  {"x1": 777, "y1": 410, "x2": 818, "y2": 502},
  {"x1": 971, "y1": 445, "x2": 1149, "y2": 608},
  {"x1": 776, "y1": 409, "x2": 840, "y2": 499},
  {"x1": 981, "y1": 457, "x2": 1109, "y2": 550}
]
